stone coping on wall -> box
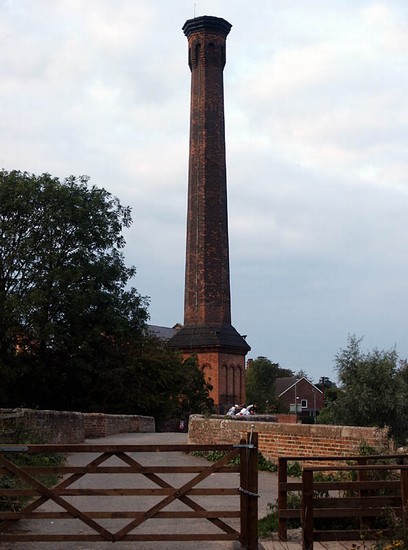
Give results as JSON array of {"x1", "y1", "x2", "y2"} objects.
[{"x1": 210, "y1": 414, "x2": 278, "y2": 422}]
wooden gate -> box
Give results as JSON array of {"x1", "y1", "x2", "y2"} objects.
[{"x1": 0, "y1": 432, "x2": 258, "y2": 548}]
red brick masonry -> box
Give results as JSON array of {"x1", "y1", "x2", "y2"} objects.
[{"x1": 188, "y1": 415, "x2": 393, "y2": 463}]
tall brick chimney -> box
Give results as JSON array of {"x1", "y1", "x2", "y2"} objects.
[{"x1": 169, "y1": 16, "x2": 250, "y2": 411}]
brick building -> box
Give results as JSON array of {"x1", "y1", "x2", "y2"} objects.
[
  {"x1": 168, "y1": 16, "x2": 250, "y2": 412},
  {"x1": 276, "y1": 377, "x2": 324, "y2": 421}
]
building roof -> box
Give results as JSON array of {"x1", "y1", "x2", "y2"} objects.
[
  {"x1": 167, "y1": 323, "x2": 251, "y2": 353},
  {"x1": 182, "y1": 16, "x2": 232, "y2": 39},
  {"x1": 148, "y1": 324, "x2": 180, "y2": 340},
  {"x1": 275, "y1": 377, "x2": 323, "y2": 397}
]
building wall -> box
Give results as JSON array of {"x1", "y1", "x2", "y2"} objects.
[
  {"x1": 188, "y1": 415, "x2": 393, "y2": 464},
  {"x1": 279, "y1": 378, "x2": 324, "y2": 414},
  {"x1": 188, "y1": 351, "x2": 246, "y2": 410},
  {"x1": 0, "y1": 409, "x2": 155, "y2": 443}
]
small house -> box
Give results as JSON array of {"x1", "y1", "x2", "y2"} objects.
[{"x1": 275, "y1": 377, "x2": 324, "y2": 422}]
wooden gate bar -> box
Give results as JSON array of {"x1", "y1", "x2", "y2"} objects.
[
  {"x1": 0, "y1": 449, "x2": 117, "y2": 533},
  {"x1": 0, "y1": 453, "x2": 113, "y2": 541},
  {"x1": 112, "y1": 446, "x2": 240, "y2": 541},
  {"x1": 115, "y1": 450, "x2": 239, "y2": 535}
]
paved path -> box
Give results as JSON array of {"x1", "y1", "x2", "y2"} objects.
[{"x1": 0, "y1": 432, "x2": 370, "y2": 550}]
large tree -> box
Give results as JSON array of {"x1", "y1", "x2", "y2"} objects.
[
  {"x1": 0, "y1": 170, "x2": 148, "y2": 407},
  {"x1": 318, "y1": 335, "x2": 408, "y2": 444},
  {"x1": 245, "y1": 356, "x2": 293, "y2": 413},
  {"x1": 84, "y1": 337, "x2": 214, "y2": 425},
  {"x1": 0, "y1": 170, "x2": 214, "y2": 422}
]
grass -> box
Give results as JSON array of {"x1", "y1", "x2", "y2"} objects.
[{"x1": 258, "y1": 502, "x2": 278, "y2": 538}]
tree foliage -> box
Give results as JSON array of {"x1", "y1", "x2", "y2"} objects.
[
  {"x1": 245, "y1": 356, "x2": 293, "y2": 413},
  {"x1": 318, "y1": 335, "x2": 408, "y2": 444},
  {"x1": 0, "y1": 170, "x2": 213, "y2": 422}
]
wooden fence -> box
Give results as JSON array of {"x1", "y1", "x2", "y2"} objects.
[
  {"x1": 278, "y1": 454, "x2": 408, "y2": 549},
  {"x1": 0, "y1": 432, "x2": 258, "y2": 548},
  {"x1": 302, "y1": 463, "x2": 408, "y2": 549}
]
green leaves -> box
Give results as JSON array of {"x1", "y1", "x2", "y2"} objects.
[
  {"x1": 319, "y1": 335, "x2": 408, "y2": 445},
  {"x1": 0, "y1": 170, "x2": 148, "y2": 409},
  {"x1": 245, "y1": 356, "x2": 294, "y2": 413}
]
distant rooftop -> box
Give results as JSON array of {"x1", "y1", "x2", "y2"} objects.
[
  {"x1": 275, "y1": 377, "x2": 322, "y2": 397},
  {"x1": 148, "y1": 324, "x2": 181, "y2": 340}
]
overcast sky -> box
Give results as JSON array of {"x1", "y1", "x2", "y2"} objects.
[{"x1": 1, "y1": 0, "x2": 407, "y2": 382}]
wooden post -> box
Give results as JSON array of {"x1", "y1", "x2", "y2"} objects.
[
  {"x1": 357, "y1": 457, "x2": 370, "y2": 531},
  {"x1": 278, "y1": 457, "x2": 288, "y2": 540},
  {"x1": 247, "y1": 431, "x2": 258, "y2": 550},
  {"x1": 240, "y1": 436, "x2": 248, "y2": 548},
  {"x1": 302, "y1": 468, "x2": 314, "y2": 550},
  {"x1": 239, "y1": 431, "x2": 259, "y2": 550},
  {"x1": 401, "y1": 468, "x2": 408, "y2": 527}
]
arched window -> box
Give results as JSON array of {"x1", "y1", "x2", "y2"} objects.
[
  {"x1": 235, "y1": 365, "x2": 243, "y2": 402},
  {"x1": 194, "y1": 43, "x2": 201, "y2": 67},
  {"x1": 201, "y1": 363, "x2": 212, "y2": 382}
]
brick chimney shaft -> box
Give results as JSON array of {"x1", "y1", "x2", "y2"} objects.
[{"x1": 183, "y1": 16, "x2": 232, "y2": 326}]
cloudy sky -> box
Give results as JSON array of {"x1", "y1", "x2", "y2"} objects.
[{"x1": 1, "y1": 0, "x2": 407, "y2": 382}]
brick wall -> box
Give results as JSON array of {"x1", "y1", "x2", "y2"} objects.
[
  {"x1": 0, "y1": 409, "x2": 84, "y2": 443},
  {"x1": 188, "y1": 415, "x2": 393, "y2": 463},
  {"x1": 84, "y1": 413, "x2": 154, "y2": 438},
  {"x1": 0, "y1": 409, "x2": 155, "y2": 443}
]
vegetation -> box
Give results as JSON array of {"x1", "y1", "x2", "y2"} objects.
[
  {"x1": 190, "y1": 449, "x2": 277, "y2": 471},
  {"x1": 258, "y1": 502, "x2": 279, "y2": 537},
  {"x1": 0, "y1": 427, "x2": 64, "y2": 512},
  {"x1": 258, "y1": 492, "x2": 302, "y2": 538},
  {"x1": 0, "y1": 170, "x2": 214, "y2": 423},
  {"x1": 245, "y1": 356, "x2": 293, "y2": 413},
  {"x1": 369, "y1": 514, "x2": 408, "y2": 549},
  {"x1": 318, "y1": 335, "x2": 408, "y2": 444}
]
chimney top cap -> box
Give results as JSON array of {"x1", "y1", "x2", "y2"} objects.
[{"x1": 183, "y1": 16, "x2": 232, "y2": 39}]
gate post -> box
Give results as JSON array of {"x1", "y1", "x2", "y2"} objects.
[
  {"x1": 240, "y1": 431, "x2": 258, "y2": 550},
  {"x1": 302, "y1": 468, "x2": 314, "y2": 550}
]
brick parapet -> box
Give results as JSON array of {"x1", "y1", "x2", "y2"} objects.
[
  {"x1": 0, "y1": 408, "x2": 84, "y2": 443},
  {"x1": 84, "y1": 413, "x2": 154, "y2": 438},
  {"x1": 188, "y1": 415, "x2": 393, "y2": 464},
  {"x1": 0, "y1": 409, "x2": 155, "y2": 443}
]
